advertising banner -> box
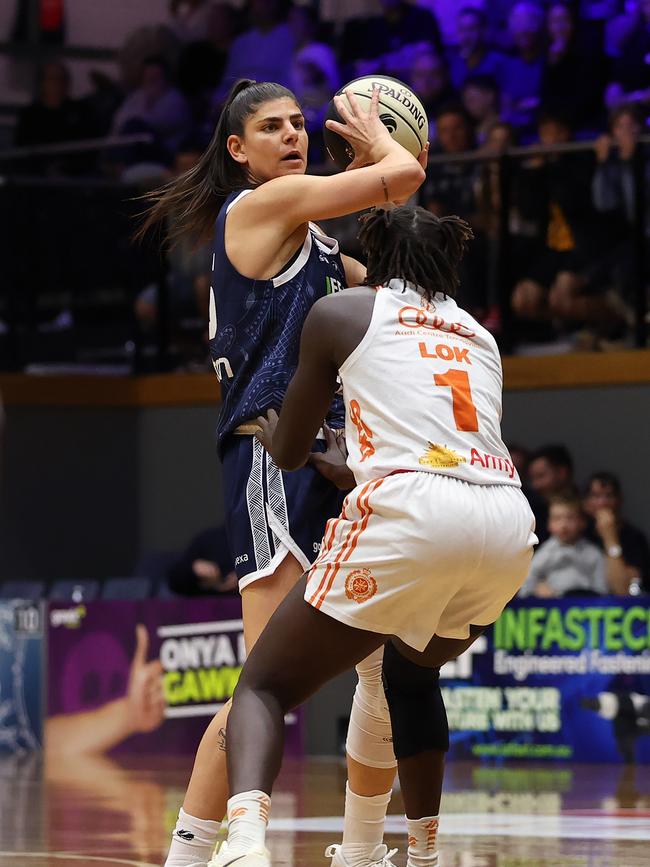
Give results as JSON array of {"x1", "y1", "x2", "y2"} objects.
[
  {"x1": 0, "y1": 601, "x2": 44, "y2": 753},
  {"x1": 46, "y1": 598, "x2": 302, "y2": 755},
  {"x1": 441, "y1": 597, "x2": 650, "y2": 763}
]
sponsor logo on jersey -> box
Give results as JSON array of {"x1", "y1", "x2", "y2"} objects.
[
  {"x1": 470, "y1": 447, "x2": 517, "y2": 479},
  {"x1": 326, "y1": 276, "x2": 344, "y2": 295},
  {"x1": 419, "y1": 442, "x2": 467, "y2": 469},
  {"x1": 345, "y1": 569, "x2": 378, "y2": 604},
  {"x1": 397, "y1": 306, "x2": 475, "y2": 338}
]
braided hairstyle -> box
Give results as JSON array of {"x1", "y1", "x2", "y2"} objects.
[{"x1": 358, "y1": 206, "x2": 474, "y2": 301}]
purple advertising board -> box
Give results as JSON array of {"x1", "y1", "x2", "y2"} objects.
[{"x1": 47, "y1": 598, "x2": 302, "y2": 755}]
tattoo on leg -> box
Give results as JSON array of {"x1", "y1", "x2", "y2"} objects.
[
  {"x1": 380, "y1": 176, "x2": 389, "y2": 202},
  {"x1": 218, "y1": 727, "x2": 227, "y2": 752}
]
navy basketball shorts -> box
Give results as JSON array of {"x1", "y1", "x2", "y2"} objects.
[{"x1": 221, "y1": 434, "x2": 346, "y2": 591}]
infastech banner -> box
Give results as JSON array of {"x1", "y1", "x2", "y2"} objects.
[{"x1": 441, "y1": 597, "x2": 650, "y2": 763}]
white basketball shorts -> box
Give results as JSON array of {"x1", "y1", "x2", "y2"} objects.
[{"x1": 305, "y1": 471, "x2": 538, "y2": 651}]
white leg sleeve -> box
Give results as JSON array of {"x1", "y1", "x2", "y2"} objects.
[{"x1": 346, "y1": 646, "x2": 397, "y2": 769}]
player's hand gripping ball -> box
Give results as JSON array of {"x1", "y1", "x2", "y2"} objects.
[{"x1": 324, "y1": 75, "x2": 428, "y2": 169}]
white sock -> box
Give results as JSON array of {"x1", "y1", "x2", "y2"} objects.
[
  {"x1": 226, "y1": 790, "x2": 270, "y2": 853},
  {"x1": 340, "y1": 783, "x2": 392, "y2": 866},
  {"x1": 165, "y1": 808, "x2": 221, "y2": 867},
  {"x1": 406, "y1": 815, "x2": 439, "y2": 867}
]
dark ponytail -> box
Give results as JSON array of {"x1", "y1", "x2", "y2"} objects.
[
  {"x1": 358, "y1": 206, "x2": 474, "y2": 301},
  {"x1": 135, "y1": 79, "x2": 298, "y2": 245}
]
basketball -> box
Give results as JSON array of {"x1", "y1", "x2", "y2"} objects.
[{"x1": 323, "y1": 75, "x2": 428, "y2": 169}]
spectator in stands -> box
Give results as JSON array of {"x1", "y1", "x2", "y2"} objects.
[
  {"x1": 289, "y1": 5, "x2": 339, "y2": 163},
  {"x1": 422, "y1": 105, "x2": 476, "y2": 218},
  {"x1": 80, "y1": 70, "x2": 123, "y2": 139},
  {"x1": 593, "y1": 105, "x2": 648, "y2": 230},
  {"x1": 217, "y1": 0, "x2": 294, "y2": 96},
  {"x1": 13, "y1": 61, "x2": 89, "y2": 175},
  {"x1": 118, "y1": 22, "x2": 180, "y2": 94},
  {"x1": 170, "y1": 0, "x2": 218, "y2": 43},
  {"x1": 503, "y1": 1, "x2": 545, "y2": 133},
  {"x1": 541, "y1": 1, "x2": 607, "y2": 133},
  {"x1": 606, "y1": 0, "x2": 650, "y2": 118},
  {"x1": 168, "y1": 526, "x2": 237, "y2": 595},
  {"x1": 135, "y1": 143, "x2": 212, "y2": 329},
  {"x1": 520, "y1": 494, "x2": 609, "y2": 597},
  {"x1": 421, "y1": 105, "x2": 485, "y2": 308},
  {"x1": 511, "y1": 114, "x2": 627, "y2": 347},
  {"x1": 526, "y1": 443, "x2": 575, "y2": 542},
  {"x1": 583, "y1": 472, "x2": 650, "y2": 593},
  {"x1": 408, "y1": 49, "x2": 458, "y2": 143},
  {"x1": 461, "y1": 74, "x2": 501, "y2": 145},
  {"x1": 340, "y1": 0, "x2": 442, "y2": 80},
  {"x1": 111, "y1": 55, "x2": 191, "y2": 158},
  {"x1": 448, "y1": 7, "x2": 509, "y2": 91},
  {"x1": 605, "y1": 0, "x2": 642, "y2": 57}
]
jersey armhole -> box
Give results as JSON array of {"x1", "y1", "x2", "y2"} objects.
[{"x1": 338, "y1": 287, "x2": 386, "y2": 376}]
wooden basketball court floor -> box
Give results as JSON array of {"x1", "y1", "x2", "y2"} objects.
[{"x1": 2, "y1": 753, "x2": 649, "y2": 867}]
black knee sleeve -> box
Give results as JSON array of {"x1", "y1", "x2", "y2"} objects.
[{"x1": 382, "y1": 641, "x2": 449, "y2": 759}]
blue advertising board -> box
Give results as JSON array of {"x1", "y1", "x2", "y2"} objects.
[
  {"x1": 0, "y1": 601, "x2": 44, "y2": 752},
  {"x1": 441, "y1": 597, "x2": 650, "y2": 763}
]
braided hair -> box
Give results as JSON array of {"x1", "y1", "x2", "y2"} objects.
[{"x1": 358, "y1": 206, "x2": 474, "y2": 301}]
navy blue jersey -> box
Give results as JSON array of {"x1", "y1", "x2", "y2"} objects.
[{"x1": 209, "y1": 189, "x2": 347, "y2": 449}]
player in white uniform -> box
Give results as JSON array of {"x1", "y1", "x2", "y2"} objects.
[{"x1": 211, "y1": 206, "x2": 537, "y2": 867}]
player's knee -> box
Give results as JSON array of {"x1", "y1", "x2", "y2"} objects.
[
  {"x1": 346, "y1": 646, "x2": 397, "y2": 769},
  {"x1": 382, "y1": 641, "x2": 449, "y2": 759}
]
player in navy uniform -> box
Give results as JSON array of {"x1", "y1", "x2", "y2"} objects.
[{"x1": 138, "y1": 79, "x2": 427, "y2": 867}]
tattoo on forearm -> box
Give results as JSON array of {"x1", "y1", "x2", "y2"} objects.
[
  {"x1": 218, "y1": 727, "x2": 227, "y2": 752},
  {"x1": 380, "y1": 176, "x2": 389, "y2": 202}
]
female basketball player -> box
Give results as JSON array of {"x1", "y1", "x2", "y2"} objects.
[
  {"x1": 214, "y1": 206, "x2": 538, "y2": 867},
  {"x1": 139, "y1": 81, "x2": 427, "y2": 867}
]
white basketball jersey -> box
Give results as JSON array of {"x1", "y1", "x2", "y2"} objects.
[{"x1": 340, "y1": 279, "x2": 520, "y2": 487}]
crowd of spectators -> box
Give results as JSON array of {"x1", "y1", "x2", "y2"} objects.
[
  {"x1": 512, "y1": 443, "x2": 650, "y2": 597},
  {"x1": 8, "y1": 0, "x2": 650, "y2": 351}
]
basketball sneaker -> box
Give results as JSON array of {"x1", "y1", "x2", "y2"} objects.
[
  {"x1": 325, "y1": 843, "x2": 398, "y2": 867},
  {"x1": 207, "y1": 840, "x2": 270, "y2": 867}
]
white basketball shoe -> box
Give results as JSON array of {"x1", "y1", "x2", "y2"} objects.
[
  {"x1": 207, "y1": 840, "x2": 271, "y2": 867},
  {"x1": 325, "y1": 843, "x2": 398, "y2": 867}
]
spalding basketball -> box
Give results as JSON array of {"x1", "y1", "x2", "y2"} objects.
[{"x1": 323, "y1": 75, "x2": 428, "y2": 169}]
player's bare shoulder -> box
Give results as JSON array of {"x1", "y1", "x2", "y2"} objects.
[{"x1": 305, "y1": 286, "x2": 377, "y2": 368}]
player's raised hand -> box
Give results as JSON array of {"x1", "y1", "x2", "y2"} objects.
[{"x1": 325, "y1": 87, "x2": 400, "y2": 171}]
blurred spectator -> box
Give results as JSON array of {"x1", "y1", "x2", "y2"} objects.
[
  {"x1": 218, "y1": 0, "x2": 294, "y2": 95},
  {"x1": 593, "y1": 105, "x2": 648, "y2": 229},
  {"x1": 170, "y1": 0, "x2": 218, "y2": 43},
  {"x1": 511, "y1": 114, "x2": 627, "y2": 347},
  {"x1": 461, "y1": 74, "x2": 501, "y2": 145},
  {"x1": 79, "y1": 70, "x2": 124, "y2": 139},
  {"x1": 118, "y1": 23, "x2": 180, "y2": 93},
  {"x1": 541, "y1": 1, "x2": 607, "y2": 132},
  {"x1": 168, "y1": 526, "x2": 237, "y2": 595},
  {"x1": 527, "y1": 443, "x2": 575, "y2": 542},
  {"x1": 112, "y1": 55, "x2": 191, "y2": 158},
  {"x1": 422, "y1": 105, "x2": 486, "y2": 308},
  {"x1": 605, "y1": 0, "x2": 643, "y2": 57},
  {"x1": 135, "y1": 144, "x2": 212, "y2": 329},
  {"x1": 13, "y1": 61, "x2": 90, "y2": 175},
  {"x1": 507, "y1": 442, "x2": 531, "y2": 480},
  {"x1": 583, "y1": 472, "x2": 650, "y2": 593},
  {"x1": 340, "y1": 0, "x2": 442, "y2": 79},
  {"x1": 422, "y1": 105, "x2": 476, "y2": 218},
  {"x1": 447, "y1": 7, "x2": 509, "y2": 91},
  {"x1": 409, "y1": 49, "x2": 458, "y2": 143},
  {"x1": 289, "y1": 5, "x2": 339, "y2": 163},
  {"x1": 606, "y1": 0, "x2": 650, "y2": 118},
  {"x1": 519, "y1": 494, "x2": 608, "y2": 597},
  {"x1": 503, "y1": 2, "x2": 545, "y2": 133}
]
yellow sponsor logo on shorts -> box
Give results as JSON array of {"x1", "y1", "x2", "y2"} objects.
[{"x1": 419, "y1": 442, "x2": 466, "y2": 469}]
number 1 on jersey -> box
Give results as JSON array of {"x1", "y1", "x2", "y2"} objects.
[{"x1": 434, "y1": 369, "x2": 479, "y2": 431}]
